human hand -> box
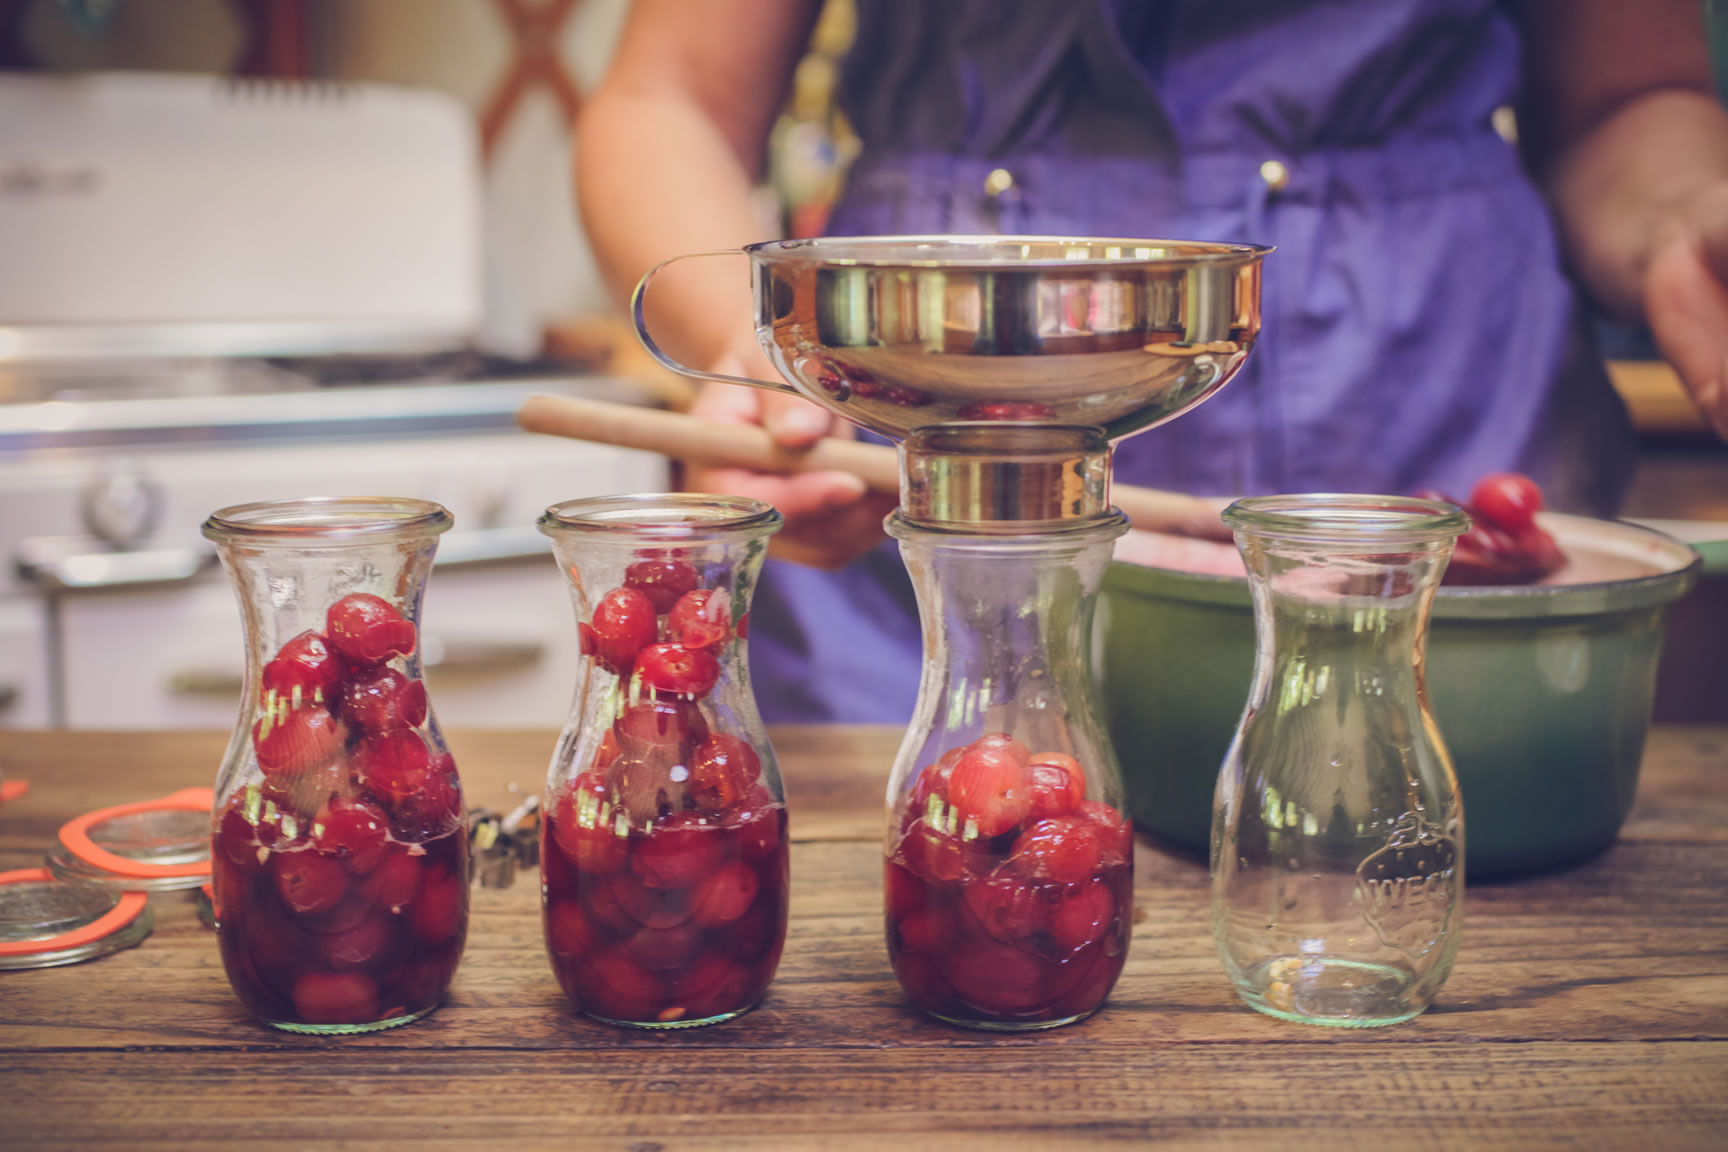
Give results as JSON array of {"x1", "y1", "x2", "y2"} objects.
[
  {"x1": 682, "y1": 351, "x2": 899, "y2": 569},
  {"x1": 1644, "y1": 182, "x2": 1728, "y2": 439}
]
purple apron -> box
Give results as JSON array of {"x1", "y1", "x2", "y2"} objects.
[{"x1": 751, "y1": 0, "x2": 1637, "y2": 723}]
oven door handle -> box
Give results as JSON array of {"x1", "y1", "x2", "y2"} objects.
[
  {"x1": 18, "y1": 527, "x2": 551, "y2": 593},
  {"x1": 18, "y1": 546, "x2": 216, "y2": 592}
]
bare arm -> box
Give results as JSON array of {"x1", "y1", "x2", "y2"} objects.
[
  {"x1": 1515, "y1": 0, "x2": 1728, "y2": 435},
  {"x1": 575, "y1": 0, "x2": 898, "y2": 566},
  {"x1": 576, "y1": 0, "x2": 819, "y2": 369}
]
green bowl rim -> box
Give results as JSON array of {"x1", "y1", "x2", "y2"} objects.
[{"x1": 1105, "y1": 513, "x2": 1702, "y2": 621}]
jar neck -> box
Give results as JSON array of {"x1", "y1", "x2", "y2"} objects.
[{"x1": 890, "y1": 513, "x2": 1125, "y2": 735}]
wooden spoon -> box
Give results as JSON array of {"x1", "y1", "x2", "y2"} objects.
[{"x1": 516, "y1": 393, "x2": 1232, "y2": 539}]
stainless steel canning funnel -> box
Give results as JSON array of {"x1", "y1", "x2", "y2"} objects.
[{"x1": 632, "y1": 236, "x2": 1271, "y2": 446}]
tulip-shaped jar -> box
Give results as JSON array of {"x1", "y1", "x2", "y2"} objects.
[
  {"x1": 883, "y1": 505, "x2": 1135, "y2": 1031},
  {"x1": 1211, "y1": 494, "x2": 1470, "y2": 1027},
  {"x1": 203, "y1": 498, "x2": 469, "y2": 1033},
  {"x1": 538, "y1": 494, "x2": 788, "y2": 1028}
]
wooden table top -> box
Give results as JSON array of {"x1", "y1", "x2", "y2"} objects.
[{"x1": 1, "y1": 725, "x2": 1725, "y2": 1151}]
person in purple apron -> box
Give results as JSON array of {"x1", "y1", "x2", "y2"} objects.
[{"x1": 577, "y1": 0, "x2": 1728, "y2": 723}]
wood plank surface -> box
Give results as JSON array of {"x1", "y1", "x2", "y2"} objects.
[{"x1": 1, "y1": 726, "x2": 1725, "y2": 1150}]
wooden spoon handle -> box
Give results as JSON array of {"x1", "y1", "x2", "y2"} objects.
[{"x1": 516, "y1": 393, "x2": 1229, "y2": 539}]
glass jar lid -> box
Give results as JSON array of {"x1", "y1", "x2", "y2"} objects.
[
  {"x1": 0, "y1": 868, "x2": 153, "y2": 969},
  {"x1": 45, "y1": 787, "x2": 214, "y2": 893}
]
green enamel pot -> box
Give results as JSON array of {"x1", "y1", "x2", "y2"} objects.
[{"x1": 1100, "y1": 514, "x2": 1701, "y2": 876}]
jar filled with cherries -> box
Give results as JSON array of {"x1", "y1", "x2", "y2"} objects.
[
  {"x1": 884, "y1": 508, "x2": 1135, "y2": 1030},
  {"x1": 202, "y1": 498, "x2": 468, "y2": 1033},
  {"x1": 537, "y1": 494, "x2": 787, "y2": 1028}
]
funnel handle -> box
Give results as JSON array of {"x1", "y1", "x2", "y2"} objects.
[{"x1": 630, "y1": 250, "x2": 800, "y2": 395}]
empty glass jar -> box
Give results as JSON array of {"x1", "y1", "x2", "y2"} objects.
[
  {"x1": 204, "y1": 497, "x2": 468, "y2": 1033},
  {"x1": 1211, "y1": 494, "x2": 1470, "y2": 1027},
  {"x1": 537, "y1": 494, "x2": 788, "y2": 1028}
]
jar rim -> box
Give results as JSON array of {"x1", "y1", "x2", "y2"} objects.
[
  {"x1": 1222, "y1": 493, "x2": 1470, "y2": 542},
  {"x1": 201, "y1": 497, "x2": 454, "y2": 543},
  {"x1": 538, "y1": 493, "x2": 783, "y2": 539}
]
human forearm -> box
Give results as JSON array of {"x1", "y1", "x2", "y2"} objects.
[{"x1": 576, "y1": 85, "x2": 775, "y2": 371}]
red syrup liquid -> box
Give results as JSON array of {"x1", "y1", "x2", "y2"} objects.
[
  {"x1": 542, "y1": 788, "x2": 789, "y2": 1027},
  {"x1": 213, "y1": 813, "x2": 468, "y2": 1030}
]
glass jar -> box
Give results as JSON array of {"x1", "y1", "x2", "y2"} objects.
[
  {"x1": 1211, "y1": 494, "x2": 1470, "y2": 1027},
  {"x1": 882, "y1": 509, "x2": 1135, "y2": 1031},
  {"x1": 202, "y1": 497, "x2": 468, "y2": 1034},
  {"x1": 538, "y1": 494, "x2": 788, "y2": 1028}
]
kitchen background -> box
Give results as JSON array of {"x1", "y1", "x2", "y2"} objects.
[{"x1": 0, "y1": 0, "x2": 1722, "y2": 732}]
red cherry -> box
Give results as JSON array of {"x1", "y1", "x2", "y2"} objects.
[
  {"x1": 614, "y1": 698, "x2": 708, "y2": 754},
  {"x1": 908, "y1": 746, "x2": 965, "y2": 816},
  {"x1": 252, "y1": 704, "x2": 345, "y2": 778},
  {"x1": 1469, "y1": 472, "x2": 1543, "y2": 534},
  {"x1": 624, "y1": 558, "x2": 700, "y2": 614},
  {"x1": 947, "y1": 743, "x2": 1031, "y2": 839},
  {"x1": 355, "y1": 729, "x2": 433, "y2": 805},
  {"x1": 319, "y1": 913, "x2": 394, "y2": 971},
  {"x1": 692, "y1": 859, "x2": 759, "y2": 927},
  {"x1": 725, "y1": 794, "x2": 785, "y2": 864},
  {"x1": 1049, "y1": 879, "x2": 1115, "y2": 952},
  {"x1": 897, "y1": 818, "x2": 966, "y2": 883},
  {"x1": 313, "y1": 795, "x2": 389, "y2": 874},
  {"x1": 671, "y1": 955, "x2": 754, "y2": 1021},
  {"x1": 603, "y1": 868, "x2": 692, "y2": 930},
  {"x1": 687, "y1": 733, "x2": 760, "y2": 813},
  {"x1": 1047, "y1": 943, "x2": 1119, "y2": 1019},
  {"x1": 961, "y1": 871, "x2": 1055, "y2": 946},
  {"x1": 621, "y1": 923, "x2": 706, "y2": 972},
  {"x1": 325, "y1": 593, "x2": 416, "y2": 667},
  {"x1": 583, "y1": 947, "x2": 666, "y2": 1020},
  {"x1": 634, "y1": 643, "x2": 721, "y2": 699},
  {"x1": 589, "y1": 586, "x2": 658, "y2": 674},
  {"x1": 545, "y1": 898, "x2": 596, "y2": 958},
  {"x1": 392, "y1": 754, "x2": 462, "y2": 843},
  {"x1": 1009, "y1": 817, "x2": 1104, "y2": 885},
  {"x1": 667, "y1": 588, "x2": 732, "y2": 649},
  {"x1": 1077, "y1": 802, "x2": 1133, "y2": 869},
  {"x1": 218, "y1": 801, "x2": 263, "y2": 866},
  {"x1": 363, "y1": 844, "x2": 423, "y2": 911},
  {"x1": 891, "y1": 950, "x2": 955, "y2": 1012},
  {"x1": 947, "y1": 939, "x2": 1049, "y2": 1016},
  {"x1": 409, "y1": 866, "x2": 466, "y2": 944},
  {"x1": 270, "y1": 848, "x2": 349, "y2": 916},
  {"x1": 341, "y1": 666, "x2": 428, "y2": 732},
  {"x1": 261, "y1": 630, "x2": 345, "y2": 708},
  {"x1": 893, "y1": 905, "x2": 955, "y2": 955},
  {"x1": 292, "y1": 971, "x2": 379, "y2": 1025},
  {"x1": 1026, "y1": 753, "x2": 1086, "y2": 820},
  {"x1": 630, "y1": 812, "x2": 726, "y2": 890},
  {"x1": 972, "y1": 732, "x2": 1031, "y2": 764},
  {"x1": 549, "y1": 771, "x2": 626, "y2": 875}
]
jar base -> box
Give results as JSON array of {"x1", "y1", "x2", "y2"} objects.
[
  {"x1": 265, "y1": 1003, "x2": 440, "y2": 1035},
  {"x1": 585, "y1": 1002, "x2": 757, "y2": 1030},
  {"x1": 1232, "y1": 956, "x2": 1431, "y2": 1028},
  {"x1": 924, "y1": 1008, "x2": 1098, "y2": 1033}
]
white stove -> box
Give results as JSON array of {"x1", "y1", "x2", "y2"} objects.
[{"x1": 0, "y1": 74, "x2": 668, "y2": 729}]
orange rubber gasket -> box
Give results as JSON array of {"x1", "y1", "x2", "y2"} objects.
[
  {"x1": 0, "y1": 780, "x2": 27, "y2": 804},
  {"x1": 56, "y1": 787, "x2": 216, "y2": 880},
  {"x1": 0, "y1": 867, "x2": 149, "y2": 957}
]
